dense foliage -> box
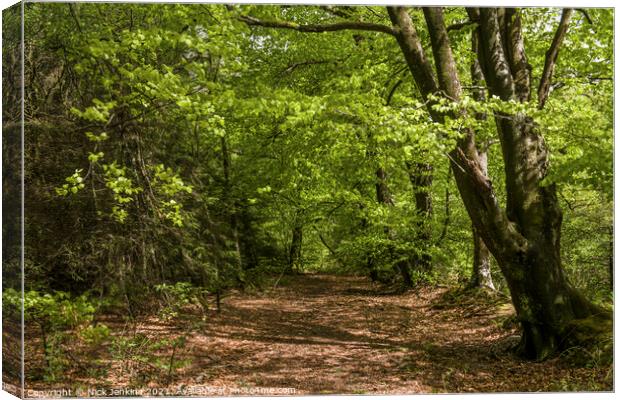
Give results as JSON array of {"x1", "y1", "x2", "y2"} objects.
[{"x1": 2, "y1": 3, "x2": 613, "y2": 389}]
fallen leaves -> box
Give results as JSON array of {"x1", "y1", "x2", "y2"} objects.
[{"x1": 23, "y1": 274, "x2": 612, "y2": 394}]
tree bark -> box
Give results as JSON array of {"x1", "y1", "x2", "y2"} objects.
[
  {"x1": 468, "y1": 142, "x2": 494, "y2": 291},
  {"x1": 287, "y1": 225, "x2": 303, "y2": 273},
  {"x1": 375, "y1": 168, "x2": 414, "y2": 287},
  {"x1": 471, "y1": 225, "x2": 494, "y2": 290},
  {"x1": 236, "y1": 200, "x2": 259, "y2": 270},
  {"x1": 220, "y1": 135, "x2": 245, "y2": 284},
  {"x1": 396, "y1": 6, "x2": 608, "y2": 359},
  {"x1": 406, "y1": 162, "x2": 432, "y2": 273},
  {"x1": 468, "y1": 26, "x2": 494, "y2": 291},
  {"x1": 466, "y1": 8, "x2": 606, "y2": 359}
]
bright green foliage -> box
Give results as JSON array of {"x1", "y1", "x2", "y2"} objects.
[
  {"x1": 8, "y1": 3, "x2": 613, "y2": 386},
  {"x1": 154, "y1": 282, "x2": 210, "y2": 320},
  {"x1": 71, "y1": 100, "x2": 116, "y2": 123},
  {"x1": 3, "y1": 289, "x2": 108, "y2": 382},
  {"x1": 55, "y1": 169, "x2": 86, "y2": 196},
  {"x1": 19, "y1": 3, "x2": 613, "y2": 289}
]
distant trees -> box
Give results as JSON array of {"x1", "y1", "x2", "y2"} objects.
[
  {"x1": 5, "y1": 3, "x2": 612, "y2": 364},
  {"x1": 240, "y1": 5, "x2": 613, "y2": 359}
]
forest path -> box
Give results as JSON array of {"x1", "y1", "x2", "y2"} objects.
[{"x1": 176, "y1": 274, "x2": 599, "y2": 393}]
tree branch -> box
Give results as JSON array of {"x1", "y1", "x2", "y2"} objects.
[
  {"x1": 576, "y1": 8, "x2": 593, "y2": 25},
  {"x1": 423, "y1": 7, "x2": 462, "y2": 99},
  {"x1": 385, "y1": 79, "x2": 403, "y2": 106},
  {"x1": 238, "y1": 15, "x2": 396, "y2": 36},
  {"x1": 477, "y1": 8, "x2": 515, "y2": 101},
  {"x1": 312, "y1": 225, "x2": 338, "y2": 257},
  {"x1": 537, "y1": 9, "x2": 574, "y2": 109},
  {"x1": 68, "y1": 4, "x2": 83, "y2": 34},
  {"x1": 282, "y1": 59, "x2": 331, "y2": 74},
  {"x1": 447, "y1": 20, "x2": 476, "y2": 32},
  {"x1": 504, "y1": 9, "x2": 531, "y2": 102},
  {"x1": 386, "y1": 6, "x2": 439, "y2": 106}
]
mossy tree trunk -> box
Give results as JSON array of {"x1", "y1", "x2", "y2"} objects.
[{"x1": 390, "y1": 6, "x2": 609, "y2": 359}]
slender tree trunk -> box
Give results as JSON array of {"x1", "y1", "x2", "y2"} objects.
[
  {"x1": 468, "y1": 28, "x2": 494, "y2": 291},
  {"x1": 220, "y1": 136, "x2": 243, "y2": 272},
  {"x1": 471, "y1": 225, "x2": 494, "y2": 290},
  {"x1": 287, "y1": 225, "x2": 303, "y2": 273},
  {"x1": 609, "y1": 225, "x2": 613, "y2": 290},
  {"x1": 406, "y1": 162, "x2": 433, "y2": 273},
  {"x1": 376, "y1": 168, "x2": 413, "y2": 287},
  {"x1": 236, "y1": 200, "x2": 259, "y2": 270},
  {"x1": 375, "y1": 168, "x2": 393, "y2": 207},
  {"x1": 220, "y1": 141, "x2": 258, "y2": 277},
  {"x1": 468, "y1": 146, "x2": 493, "y2": 291}
]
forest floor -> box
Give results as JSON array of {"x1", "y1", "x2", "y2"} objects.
[{"x1": 23, "y1": 274, "x2": 612, "y2": 395}]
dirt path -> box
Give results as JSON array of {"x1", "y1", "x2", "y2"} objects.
[
  {"x1": 23, "y1": 274, "x2": 610, "y2": 395},
  {"x1": 171, "y1": 274, "x2": 609, "y2": 394}
]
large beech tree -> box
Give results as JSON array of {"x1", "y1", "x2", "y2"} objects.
[{"x1": 240, "y1": 5, "x2": 611, "y2": 359}]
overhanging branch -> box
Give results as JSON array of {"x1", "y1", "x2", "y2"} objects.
[
  {"x1": 447, "y1": 20, "x2": 476, "y2": 32},
  {"x1": 576, "y1": 8, "x2": 593, "y2": 25},
  {"x1": 537, "y1": 8, "x2": 574, "y2": 109},
  {"x1": 239, "y1": 15, "x2": 396, "y2": 36}
]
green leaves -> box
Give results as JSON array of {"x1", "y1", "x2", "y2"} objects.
[
  {"x1": 102, "y1": 162, "x2": 141, "y2": 222},
  {"x1": 85, "y1": 131, "x2": 109, "y2": 142},
  {"x1": 151, "y1": 164, "x2": 192, "y2": 227},
  {"x1": 88, "y1": 151, "x2": 105, "y2": 163},
  {"x1": 3, "y1": 288, "x2": 99, "y2": 330},
  {"x1": 71, "y1": 100, "x2": 116, "y2": 123},
  {"x1": 152, "y1": 164, "x2": 193, "y2": 197},
  {"x1": 538, "y1": 83, "x2": 612, "y2": 198},
  {"x1": 24, "y1": 3, "x2": 613, "y2": 334},
  {"x1": 55, "y1": 169, "x2": 85, "y2": 196}
]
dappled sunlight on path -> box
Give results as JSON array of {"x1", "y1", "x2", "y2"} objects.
[{"x1": 177, "y1": 274, "x2": 606, "y2": 394}]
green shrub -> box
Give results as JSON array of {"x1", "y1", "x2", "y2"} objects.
[
  {"x1": 3, "y1": 288, "x2": 107, "y2": 382},
  {"x1": 110, "y1": 332, "x2": 190, "y2": 384},
  {"x1": 154, "y1": 282, "x2": 210, "y2": 320}
]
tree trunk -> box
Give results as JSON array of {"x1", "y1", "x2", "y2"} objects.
[
  {"x1": 220, "y1": 135, "x2": 243, "y2": 274},
  {"x1": 464, "y1": 8, "x2": 607, "y2": 359},
  {"x1": 375, "y1": 167, "x2": 393, "y2": 206},
  {"x1": 406, "y1": 162, "x2": 433, "y2": 273},
  {"x1": 468, "y1": 30, "x2": 494, "y2": 291},
  {"x1": 287, "y1": 225, "x2": 303, "y2": 273},
  {"x1": 375, "y1": 167, "x2": 413, "y2": 287},
  {"x1": 236, "y1": 201, "x2": 259, "y2": 270},
  {"x1": 470, "y1": 225, "x2": 494, "y2": 290},
  {"x1": 390, "y1": 6, "x2": 609, "y2": 359}
]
